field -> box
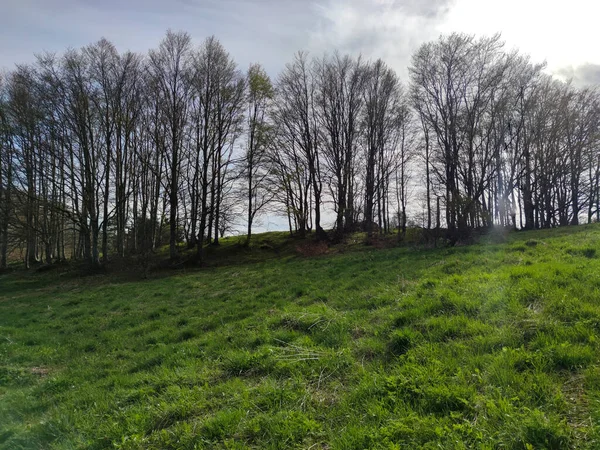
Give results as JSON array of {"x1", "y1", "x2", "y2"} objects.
[{"x1": 1, "y1": 226, "x2": 600, "y2": 449}]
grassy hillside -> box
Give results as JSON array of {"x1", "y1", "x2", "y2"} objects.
[{"x1": 1, "y1": 226, "x2": 600, "y2": 449}]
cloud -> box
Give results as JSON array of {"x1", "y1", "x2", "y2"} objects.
[
  {"x1": 307, "y1": 0, "x2": 456, "y2": 79},
  {"x1": 440, "y1": 0, "x2": 600, "y2": 73},
  {"x1": 0, "y1": 0, "x2": 453, "y2": 81},
  {"x1": 1, "y1": 0, "x2": 598, "y2": 89},
  {"x1": 555, "y1": 64, "x2": 600, "y2": 88}
]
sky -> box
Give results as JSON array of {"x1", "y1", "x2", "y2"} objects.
[
  {"x1": 2, "y1": 0, "x2": 599, "y2": 86},
  {"x1": 1, "y1": 0, "x2": 598, "y2": 232}
]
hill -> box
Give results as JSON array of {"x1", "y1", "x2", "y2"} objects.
[{"x1": 1, "y1": 226, "x2": 600, "y2": 449}]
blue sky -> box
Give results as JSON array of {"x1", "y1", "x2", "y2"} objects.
[{"x1": 2, "y1": 0, "x2": 599, "y2": 85}]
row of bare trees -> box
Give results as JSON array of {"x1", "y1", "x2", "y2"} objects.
[
  {"x1": 0, "y1": 31, "x2": 598, "y2": 267},
  {"x1": 411, "y1": 34, "x2": 600, "y2": 238}
]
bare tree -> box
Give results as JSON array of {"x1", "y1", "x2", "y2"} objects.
[
  {"x1": 315, "y1": 53, "x2": 366, "y2": 237},
  {"x1": 188, "y1": 36, "x2": 244, "y2": 261},
  {"x1": 274, "y1": 52, "x2": 326, "y2": 239},
  {"x1": 362, "y1": 59, "x2": 403, "y2": 237},
  {"x1": 0, "y1": 74, "x2": 12, "y2": 268},
  {"x1": 148, "y1": 30, "x2": 192, "y2": 260},
  {"x1": 243, "y1": 63, "x2": 274, "y2": 245}
]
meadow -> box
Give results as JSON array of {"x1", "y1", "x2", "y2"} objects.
[{"x1": 1, "y1": 226, "x2": 600, "y2": 449}]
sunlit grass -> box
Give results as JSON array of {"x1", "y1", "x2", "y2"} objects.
[{"x1": 1, "y1": 225, "x2": 600, "y2": 448}]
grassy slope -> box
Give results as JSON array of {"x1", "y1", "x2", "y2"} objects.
[{"x1": 1, "y1": 226, "x2": 600, "y2": 449}]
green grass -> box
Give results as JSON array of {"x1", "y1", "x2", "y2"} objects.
[{"x1": 1, "y1": 225, "x2": 600, "y2": 449}]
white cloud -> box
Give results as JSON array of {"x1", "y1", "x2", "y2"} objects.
[
  {"x1": 555, "y1": 63, "x2": 600, "y2": 87},
  {"x1": 1, "y1": 0, "x2": 598, "y2": 82},
  {"x1": 440, "y1": 0, "x2": 600, "y2": 73},
  {"x1": 308, "y1": 0, "x2": 454, "y2": 80}
]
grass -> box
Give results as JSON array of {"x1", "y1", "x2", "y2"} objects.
[{"x1": 1, "y1": 225, "x2": 600, "y2": 449}]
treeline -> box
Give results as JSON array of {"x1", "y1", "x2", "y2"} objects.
[{"x1": 0, "y1": 31, "x2": 598, "y2": 268}]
